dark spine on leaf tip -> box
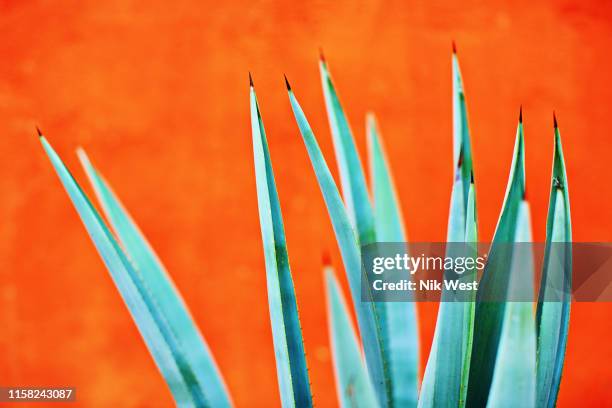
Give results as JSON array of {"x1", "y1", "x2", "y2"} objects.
[
  {"x1": 36, "y1": 127, "x2": 42, "y2": 137},
  {"x1": 553, "y1": 111, "x2": 558, "y2": 128},
  {"x1": 452, "y1": 40, "x2": 457, "y2": 54},
  {"x1": 519, "y1": 105, "x2": 523, "y2": 123},
  {"x1": 284, "y1": 75, "x2": 291, "y2": 91},
  {"x1": 249, "y1": 72, "x2": 254, "y2": 87},
  {"x1": 319, "y1": 47, "x2": 326, "y2": 62}
]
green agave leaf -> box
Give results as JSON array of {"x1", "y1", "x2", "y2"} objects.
[
  {"x1": 40, "y1": 136, "x2": 207, "y2": 407},
  {"x1": 76, "y1": 149, "x2": 232, "y2": 407},
  {"x1": 453, "y1": 48, "x2": 474, "y2": 210},
  {"x1": 367, "y1": 113, "x2": 419, "y2": 407},
  {"x1": 422, "y1": 180, "x2": 478, "y2": 408},
  {"x1": 447, "y1": 56, "x2": 477, "y2": 408},
  {"x1": 250, "y1": 80, "x2": 313, "y2": 407},
  {"x1": 325, "y1": 265, "x2": 379, "y2": 408},
  {"x1": 419, "y1": 173, "x2": 466, "y2": 408},
  {"x1": 535, "y1": 119, "x2": 572, "y2": 408},
  {"x1": 466, "y1": 113, "x2": 526, "y2": 408},
  {"x1": 460, "y1": 182, "x2": 477, "y2": 407},
  {"x1": 487, "y1": 201, "x2": 536, "y2": 408},
  {"x1": 419, "y1": 50, "x2": 477, "y2": 408},
  {"x1": 320, "y1": 65, "x2": 389, "y2": 383},
  {"x1": 319, "y1": 58, "x2": 376, "y2": 245},
  {"x1": 286, "y1": 80, "x2": 390, "y2": 407},
  {"x1": 321, "y1": 60, "x2": 402, "y2": 406}
]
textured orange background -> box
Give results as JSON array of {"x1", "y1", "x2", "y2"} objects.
[{"x1": 1, "y1": 0, "x2": 611, "y2": 406}]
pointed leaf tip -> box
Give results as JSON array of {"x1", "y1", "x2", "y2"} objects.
[
  {"x1": 553, "y1": 111, "x2": 558, "y2": 129},
  {"x1": 452, "y1": 40, "x2": 457, "y2": 54},
  {"x1": 471, "y1": 170, "x2": 475, "y2": 184},
  {"x1": 36, "y1": 126, "x2": 42, "y2": 137},
  {"x1": 319, "y1": 47, "x2": 326, "y2": 62},
  {"x1": 457, "y1": 148, "x2": 464, "y2": 168},
  {"x1": 519, "y1": 105, "x2": 523, "y2": 123},
  {"x1": 284, "y1": 74, "x2": 291, "y2": 91},
  {"x1": 249, "y1": 72, "x2": 254, "y2": 87}
]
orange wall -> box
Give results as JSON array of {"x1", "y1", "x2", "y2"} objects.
[{"x1": 1, "y1": 1, "x2": 611, "y2": 406}]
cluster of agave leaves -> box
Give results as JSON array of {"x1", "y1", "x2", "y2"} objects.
[{"x1": 39, "y1": 47, "x2": 571, "y2": 408}]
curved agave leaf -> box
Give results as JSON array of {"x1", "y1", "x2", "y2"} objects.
[
  {"x1": 319, "y1": 58, "x2": 375, "y2": 245},
  {"x1": 466, "y1": 113, "x2": 526, "y2": 408},
  {"x1": 368, "y1": 113, "x2": 419, "y2": 406},
  {"x1": 535, "y1": 119, "x2": 572, "y2": 408},
  {"x1": 452, "y1": 47, "x2": 475, "y2": 208},
  {"x1": 286, "y1": 80, "x2": 390, "y2": 407},
  {"x1": 320, "y1": 65, "x2": 398, "y2": 405},
  {"x1": 250, "y1": 80, "x2": 313, "y2": 407},
  {"x1": 325, "y1": 265, "x2": 379, "y2": 408},
  {"x1": 460, "y1": 182, "x2": 477, "y2": 407},
  {"x1": 424, "y1": 180, "x2": 478, "y2": 408},
  {"x1": 40, "y1": 136, "x2": 207, "y2": 407},
  {"x1": 76, "y1": 150, "x2": 232, "y2": 407},
  {"x1": 419, "y1": 173, "x2": 466, "y2": 408},
  {"x1": 320, "y1": 65, "x2": 395, "y2": 404},
  {"x1": 455, "y1": 60, "x2": 478, "y2": 401},
  {"x1": 420, "y1": 49, "x2": 477, "y2": 408},
  {"x1": 487, "y1": 201, "x2": 536, "y2": 408}
]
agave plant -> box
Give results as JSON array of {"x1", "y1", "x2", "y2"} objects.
[{"x1": 39, "y1": 45, "x2": 571, "y2": 408}]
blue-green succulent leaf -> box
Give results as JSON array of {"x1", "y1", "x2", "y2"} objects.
[
  {"x1": 325, "y1": 266, "x2": 379, "y2": 408},
  {"x1": 460, "y1": 182, "x2": 477, "y2": 407},
  {"x1": 419, "y1": 174, "x2": 469, "y2": 408},
  {"x1": 466, "y1": 117, "x2": 526, "y2": 408},
  {"x1": 368, "y1": 113, "x2": 419, "y2": 407},
  {"x1": 452, "y1": 55, "x2": 478, "y2": 408},
  {"x1": 320, "y1": 59, "x2": 375, "y2": 246},
  {"x1": 487, "y1": 201, "x2": 536, "y2": 408},
  {"x1": 452, "y1": 50, "x2": 474, "y2": 207},
  {"x1": 420, "y1": 51, "x2": 478, "y2": 408},
  {"x1": 40, "y1": 136, "x2": 208, "y2": 408},
  {"x1": 287, "y1": 84, "x2": 390, "y2": 407},
  {"x1": 320, "y1": 66, "x2": 394, "y2": 403},
  {"x1": 250, "y1": 84, "x2": 313, "y2": 407},
  {"x1": 77, "y1": 149, "x2": 232, "y2": 407},
  {"x1": 536, "y1": 122, "x2": 572, "y2": 408}
]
